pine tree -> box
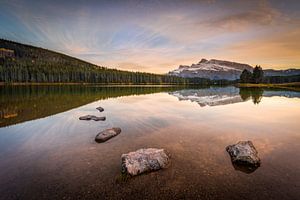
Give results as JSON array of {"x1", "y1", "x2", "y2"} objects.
[
  {"x1": 240, "y1": 69, "x2": 253, "y2": 83},
  {"x1": 252, "y1": 65, "x2": 264, "y2": 84}
]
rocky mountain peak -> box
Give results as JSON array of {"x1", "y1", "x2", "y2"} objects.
[
  {"x1": 169, "y1": 58, "x2": 254, "y2": 80},
  {"x1": 199, "y1": 58, "x2": 208, "y2": 64},
  {"x1": 178, "y1": 65, "x2": 189, "y2": 69}
]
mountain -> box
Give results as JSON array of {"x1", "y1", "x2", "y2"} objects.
[
  {"x1": 169, "y1": 59, "x2": 300, "y2": 80},
  {"x1": 169, "y1": 59, "x2": 253, "y2": 80},
  {"x1": 0, "y1": 39, "x2": 185, "y2": 84},
  {"x1": 264, "y1": 69, "x2": 300, "y2": 76}
]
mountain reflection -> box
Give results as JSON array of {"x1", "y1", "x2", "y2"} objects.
[
  {"x1": 170, "y1": 87, "x2": 300, "y2": 107},
  {"x1": 170, "y1": 87, "x2": 243, "y2": 107}
]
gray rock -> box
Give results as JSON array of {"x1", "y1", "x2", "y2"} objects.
[
  {"x1": 95, "y1": 128, "x2": 121, "y2": 143},
  {"x1": 226, "y1": 141, "x2": 261, "y2": 167},
  {"x1": 96, "y1": 107, "x2": 104, "y2": 112},
  {"x1": 79, "y1": 115, "x2": 106, "y2": 121},
  {"x1": 121, "y1": 148, "x2": 170, "y2": 176}
]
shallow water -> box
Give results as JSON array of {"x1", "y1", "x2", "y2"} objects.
[{"x1": 0, "y1": 86, "x2": 299, "y2": 200}]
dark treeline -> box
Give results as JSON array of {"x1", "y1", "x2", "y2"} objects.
[
  {"x1": 240, "y1": 65, "x2": 300, "y2": 84},
  {"x1": 240, "y1": 65, "x2": 264, "y2": 83},
  {"x1": 263, "y1": 74, "x2": 300, "y2": 84},
  {"x1": 0, "y1": 39, "x2": 189, "y2": 84}
]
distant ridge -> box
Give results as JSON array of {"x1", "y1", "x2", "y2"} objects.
[{"x1": 264, "y1": 69, "x2": 300, "y2": 77}]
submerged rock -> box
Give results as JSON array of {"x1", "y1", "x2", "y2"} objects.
[
  {"x1": 96, "y1": 107, "x2": 104, "y2": 112},
  {"x1": 121, "y1": 148, "x2": 170, "y2": 176},
  {"x1": 79, "y1": 115, "x2": 106, "y2": 121},
  {"x1": 226, "y1": 141, "x2": 261, "y2": 168},
  {"x1": 231, "y1": 162, "x2": 259, "y2": 174},
  {"x1": 95, "y1": 128, "x2": 121, "y2": 143}
]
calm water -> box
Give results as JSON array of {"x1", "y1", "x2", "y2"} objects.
[{"x1": 0, "y1": 86, "x2": 299, "y2": 200}]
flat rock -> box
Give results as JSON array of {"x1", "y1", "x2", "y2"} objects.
[
  {"x1": 79, "y1": 115, "x2": 106, "y2": 121},
  {"x1": 121, "y1": 148, "x2": 170, "y2": 176},
  {"x1": 226, "y1": 141, "x2": 261, "y2": 167},
  {"x1": 96, "y1": 107, "x2": 104, "y2": 112},
  {"x1": 95, "y1": 128, "x2": 121, "y2": 143}
]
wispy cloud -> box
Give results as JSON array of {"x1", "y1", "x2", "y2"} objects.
[{"x1": 0, "y1": 0, "x2": 299, "y2": 73}]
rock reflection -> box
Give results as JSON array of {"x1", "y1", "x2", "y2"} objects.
[{"x1": 231, "y1": 162, "x2": 260, "y2": 174}]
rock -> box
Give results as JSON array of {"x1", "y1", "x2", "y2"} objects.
[
  {"x1": 96, "y1": 107, "x2": 104, "y2": 112},
  {"x1": 226, "y1": 141, "x2": 261, "y2": 167},
  {"x1": 121, "y1": 148, "x2": 170, "y2": 176},
  {"x1": 95, "y1": 128, "x2": 121, "y2": 143},
  {"x1": 79, "y1": 115, "x2": 106, "y2": 121}
]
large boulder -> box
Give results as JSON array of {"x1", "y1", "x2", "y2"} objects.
[
  {"x1": 121, "y1": 148, "x2": 170, "y2": 176},
  {"x1": 79, "y1": 115, "x2": 106, "y2": 121},
  {"x1": 95, "y1": 128, "x2": 121, "y2": 143},
  {"x1": 226, "y1": 141, "x2": 261, "y2": 167}
]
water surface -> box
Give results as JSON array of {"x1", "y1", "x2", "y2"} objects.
[{"x1": 0, "y1": 86, "x2": 299, "y2": 200}]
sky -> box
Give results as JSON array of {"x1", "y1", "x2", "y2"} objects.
[{"x1": 0, "y1": 0, "x2": 300, "y2": 73}]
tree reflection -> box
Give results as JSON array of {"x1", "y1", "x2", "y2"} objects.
[
  {"x1": 239, "y1": 88, "x2": 264, "y2": 104},
  {"x1": 0, "y1": 85, "x2": 180, "y2": 127}
]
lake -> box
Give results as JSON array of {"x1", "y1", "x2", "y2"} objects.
[{"x1": 0, "y1": 85, "x2": 299, "y2": 200}]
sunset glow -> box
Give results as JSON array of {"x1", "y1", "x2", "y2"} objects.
[{"x1": 1, "y1": 0, "x2": 299, "y2": 73}]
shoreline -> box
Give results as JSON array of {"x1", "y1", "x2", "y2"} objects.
[
  {"x1": 0, "y1": 82, "x2": 187, "y2": 87},
  {"x1": 0, "y1": 82, "x2": 229, "y2": 87},
  {"x1": 1, "y1": 82, "x2": 300, "y2": 91}
]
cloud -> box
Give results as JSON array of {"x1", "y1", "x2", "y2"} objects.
[
  {"x1": 217, "y1": 28, "x2": 300, "y2": 68},
  {"x1": 207, "y1": 0, "x2": 282, "y2": 31},
  {"x1": 1, "y1": 0, "x2": 300, "y2": 72}
]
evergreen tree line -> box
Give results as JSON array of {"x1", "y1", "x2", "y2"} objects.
[
  {"x1": 0, "y1": 39, "x2": 190, "y2": 84},
  {"x1": 0, "y1": 59, "x2": 186, "y2": 84},
  {"x1": 240, "y1": 65, "x2": 264, "y2": 83},
  {"x1": 240, "y1": 65, "x2": 300, "y2": 84},
  {"x1": 263, "y1": 74, "x2": 300, "y2": 84}
]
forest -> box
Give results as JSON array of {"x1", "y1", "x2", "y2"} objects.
[
  {"x1": 0, "y1": 39, "x2": 219, "y2": 85},
  {"x1": 0, "y1": 39, "x2": 190, "y2": 84}
]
